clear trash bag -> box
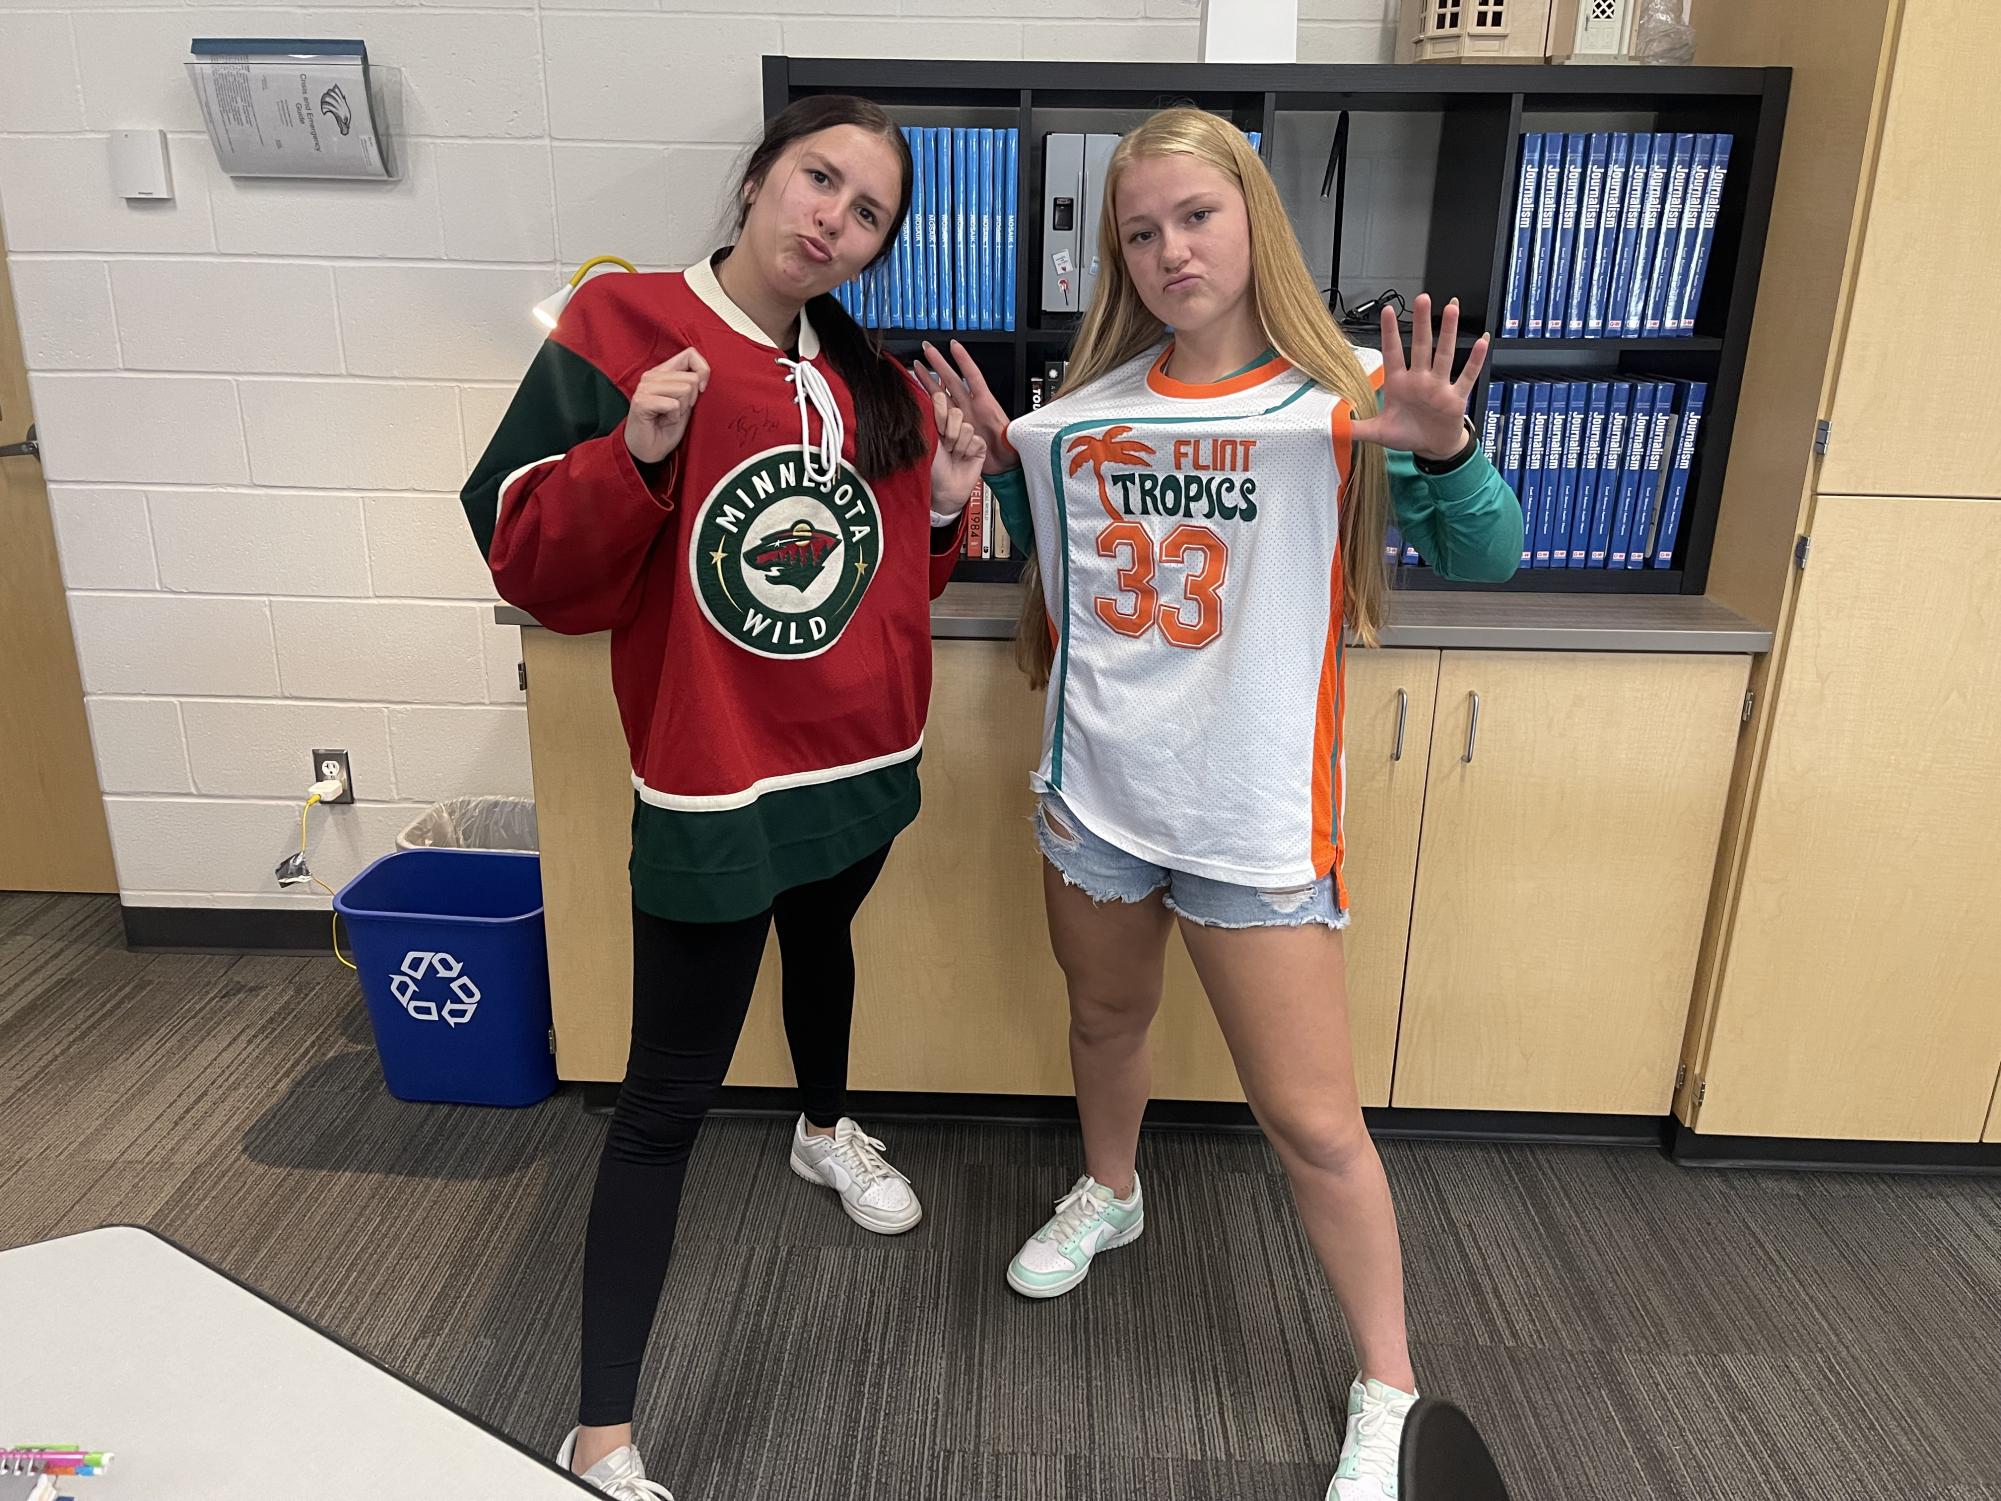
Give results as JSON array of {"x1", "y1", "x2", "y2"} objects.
[
  {"x1": 1633, "y1": 0, "x2": 1695, "y2": 65},
  {"x1": 398, "y1": 796, "x2": 539, "y2": 852}
]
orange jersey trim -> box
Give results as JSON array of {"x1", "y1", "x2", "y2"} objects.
[{"x1": 1145, "y1": 346, "x2": 1296, "y2": 400}]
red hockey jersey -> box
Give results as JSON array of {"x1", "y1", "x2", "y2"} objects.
[{"x1": 462, "y1": 253, "x2": 963, "y2": 922}]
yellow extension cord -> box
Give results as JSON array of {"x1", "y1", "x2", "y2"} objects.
[{"x1": 301, "y1": 793, "x2": 359, "y2": 970}]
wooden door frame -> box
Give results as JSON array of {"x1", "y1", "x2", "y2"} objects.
[{"x1": 0, "y1": 220, "x2": 119, "y2": 893}]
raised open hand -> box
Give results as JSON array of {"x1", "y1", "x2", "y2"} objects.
[{"x1": 1348, "y1": 294, "x2": 1489, "y2": 460}]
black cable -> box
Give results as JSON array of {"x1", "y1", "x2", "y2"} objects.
[{"x1": 1319, "y1": 110, "x2": 1350, "y2": 317}]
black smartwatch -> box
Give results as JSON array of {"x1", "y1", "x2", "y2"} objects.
[{"x1": 1412, "y1": 416, "x2": 1479, "y2": 476}]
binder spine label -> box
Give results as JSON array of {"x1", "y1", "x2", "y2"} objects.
[
  {"x1": 1586, "y1": 134, "x2": 1628, "y2": 338},
  {"x1": 1503, "y1": 134, "x2": 1540, "y2": 339}
]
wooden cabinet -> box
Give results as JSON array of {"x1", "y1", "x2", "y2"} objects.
[
  {"x1": 1144, "y1": 647, "x2": 1438, "y2": 1106},
  {"x1": 529, "y1": 634, "x2": 1440, "y2": 1103},
  {"x1": 526, "y1": 628, "x2": 1749, "y2": 1116},
  {"x1": 1324, "y1": 648, "x2": 1440, "y2": 1107},
  {"x1": 1690, "y1": 496, "x2": 2001, "y2": 1141},
  {"x1": 752, "y1": 640, "x2": 1070, "y2": 1096},
  {"x1": 1678, "y1": 0, "x2": 2001, "y2": 1150},
  {"x1": 1394, "y1": 651, "x2": 1749, "y2": 1114},
  {"x1": 1816, "y1": 0, "x2": 2001, "y2": 501},
  {"x1": 519, "y1": 628, "x2": 641, "y2": 1084}
]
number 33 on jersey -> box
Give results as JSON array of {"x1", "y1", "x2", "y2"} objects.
[{"x1": 1005, "y1": 343, "x2": 1386, "y2": 891}]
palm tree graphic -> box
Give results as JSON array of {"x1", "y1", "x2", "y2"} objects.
[{"x1": 1066, "y1": 426, "x2": 1155, "y2": 521}]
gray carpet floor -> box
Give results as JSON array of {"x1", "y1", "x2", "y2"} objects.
[{"x1": 4, "y1": 890, "x2": 2000, "y2": 1500}]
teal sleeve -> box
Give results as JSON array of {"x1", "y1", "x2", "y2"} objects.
[
  {"x1": 1386, "y1": 448, "x2": 1524, "y2": 583},
  {"x1": 987, "y1": 465, "x2": 1034, "y2": 556}
]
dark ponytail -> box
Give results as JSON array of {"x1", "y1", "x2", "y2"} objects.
[{"x1": 737, "y1": 96, "x2": 926, "y2": 484}]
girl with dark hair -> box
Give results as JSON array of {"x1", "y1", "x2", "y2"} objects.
[{"x1": 461, "y1": 95, "x2": 986, "y2": 1498}]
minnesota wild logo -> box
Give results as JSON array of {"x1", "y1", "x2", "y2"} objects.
[{"x1": 689, "y1": 448, "x2": 881, "y2": 658}]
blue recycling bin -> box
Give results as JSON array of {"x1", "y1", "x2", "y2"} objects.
[{"x1": 334, "y1": 848, "x2": 558, "y2": 1107}]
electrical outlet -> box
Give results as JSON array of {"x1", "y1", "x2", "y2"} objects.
[{"x1": 313, "y1": 748, "x2": 354, "y2": 804}]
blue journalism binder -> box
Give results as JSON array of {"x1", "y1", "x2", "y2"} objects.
[
  {"x1": 1564, "y1": 133, "x2": 1609, "y2": 338},
  {"x1": 1585, "y1": 133, "x2": 1629, "y2": 338},
  {"x1": 1661, "y1": 134, "x2": 1715, "y2": 340},
  {"x1": 1480, "y1": 388, "x2": 1504, "y2": 513},
  {"x1": 907, "y1": 129, "x2": 919, "y2": 325},
  {"x1": 1552, "y1": 383, "x2": 1584, "y2": 566},
  {"x1": 1527, "y1": 134, "x2": 1561, "y2": 337},
  {"x1": 962, "y1": 129, "x2": 976, "y2": 330},
  {"x1": 1500, "y1": 381, "x2": 1531, "y2": 567},
  {"x1": 1608, "y1": 381, "x2": 1655, "y2": 567},
  {"x1": 967, "y1": 128, "x2": 981, "y2": 328},
  {"x1": 1571, "y1": 380, "x2": 1610, "y2": 567},
  {"x1": 962, "y1": 131, "x2": 977, "y2": 329},
  {"x1": 1385, "y1": 524, "x2": 1403, "y2": 568},
  {"x1": 1604, "y1": 133, "x2": 1652, "y2": 336},
  {"x1": 904, "y1": 127, "x2": 920, "y2": 327},
  {"x1": 1679, "y1": 133, "x2": 1731, "y2": 334},
  {"x1": 1622, "y1": 134, "x2": 1673, "y2": 338},
  {"x1": 928, "y1": 131, "x2": 944, "y2": 328},
  {"x1": 1587, "y1": 382, "x2": 1632, "y2": 567},
  {"x1": 1628, "y1": 380, "x2": 1679, "y2": 567},
  {"x1": 1004, "y1": 129, "x2": 1019, "y2": 330},
  {"x1": 896, "y1": 134, "x2": 912, "y2": 330},
  {"x1": 1546, "y1": 134, "x2": 1585, "y2": 340},
  {"x1": 1525, "y1": 381, "x2": 1554, "y2": 566},
  {"x1": 1642, "y1": 133, "x2": 1695, "y2": 334},
  {"x1": 1503, "y1": 133, "x2": 1542, "y2": 338},
  {"x1": 980, "y1": 129, "x2": 997, "y2": 330},
  {"x1": 986, "y1": 128, "x2": 1000, "y2": 330},
  {"x1": 1652, "y1": 381, "x2": 1706, "y2": 566}
]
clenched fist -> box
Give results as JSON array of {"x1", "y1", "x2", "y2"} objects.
[{"x1": 625, "y1": 347, "x2": 713, "y2": 465}]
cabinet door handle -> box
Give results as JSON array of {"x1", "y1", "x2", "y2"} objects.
[
  {"x1": 1391, "y1": 688, "x2": 1408, "y2": 762},
  {"x1": 1462, "y1": 690, "x2": 1482, "y2": 763}
]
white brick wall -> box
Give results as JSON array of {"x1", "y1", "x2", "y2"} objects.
[
  {"x1": 9, "y1": 262, "x2": 119, "y2": 370},
  {"x1": 111, "y1": 261, "x2": 344, "y2": 375},
  {"x1": 182, "y1": 701, "x2": 394, "y2": 800},
  {"x1": 151, "y1": 490, "x2": 373, "y2": 597},
  {"x1": 47, "y1": 487, "x2": 158, "y2": 591},
  {"x1": 271, "y1": 600, "x2": 490, "y2": 704},
  {"x1": 87, "y1": 698, "x2": 193, "y2": 795},
  {"x1": 239, "y1": 380, "x2": 465, "y2": 491},
  {"x1": 388, "y1": 706, "x2": 535, "y2": 801},
  {"x1": 1, "y1": 1, "x2": 1394, "y2": 912},
  {"x1": 70, "y1": 594, "x2": 280, "y2": 698}
]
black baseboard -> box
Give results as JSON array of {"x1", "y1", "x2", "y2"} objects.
[
  {"x1": 581, "y1": 1084, "x2": 1666, "y2": 1146},
  {"x1": 1669, "y1": 1122, "x2": 2001, "y2": 1174},
  {"x1": 122, "y1": 904, "x2": 339, "y2": 955}
]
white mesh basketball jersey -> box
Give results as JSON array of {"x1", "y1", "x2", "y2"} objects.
[{"x1": 1006, "y1": 342, "x2": 1385, "y2": 898}]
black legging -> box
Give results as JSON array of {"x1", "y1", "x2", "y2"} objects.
[{"x1": 577, "y1": 841, "x2": 892, "y2": 1427}]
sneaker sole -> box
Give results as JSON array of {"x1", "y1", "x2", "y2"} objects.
[
  {"x1": 1004, "y1": 1212, "x2": 1144, "y2": 1299},
  {"x1": 788, "y1": 1149, "x2": 924, "y2": 1235}
]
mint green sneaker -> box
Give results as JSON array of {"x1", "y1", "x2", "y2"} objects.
[
  {"x1": 1005, "y1": 1173, "x2": 1144, "y2": 1299},
  {"x1": 1327, "y1": 1377, "x2": 1417, "y2": 1500}
]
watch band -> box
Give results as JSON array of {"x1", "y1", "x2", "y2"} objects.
[{"x1": 1412, "y1": 416, "x2": 1479, "y2": 476}]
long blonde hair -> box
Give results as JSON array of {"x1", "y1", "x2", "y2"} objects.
[{"x1": 1015, "y1": 107, "x2": 1390, "y2": 687}]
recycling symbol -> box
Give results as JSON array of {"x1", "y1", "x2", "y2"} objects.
[{"x1": 390, "y1": 950, "x2": 480, "y2": 1027}]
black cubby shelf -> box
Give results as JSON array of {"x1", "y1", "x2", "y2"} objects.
[{"x1": 765, "y1": 58, "x2": 1789, "y2": 597}]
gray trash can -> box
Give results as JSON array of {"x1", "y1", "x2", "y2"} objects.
[{"x1": 398, "y1": 796, "x2": 539, "y2": 852}]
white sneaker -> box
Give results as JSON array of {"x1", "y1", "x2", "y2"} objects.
[
  {"x1": 1005, "y1": 1173, "x2": 1144, "y2": 1299},
  {"x1": 1326, "y1": 1377, "x2": 1417, "y2": 1500},
  {"x1": 788, "y1": 1115, "x2": 923, "y2": 1234},
  {"x1": 555, "y1": 1428, "x2": 674, "y2": 1500}
]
